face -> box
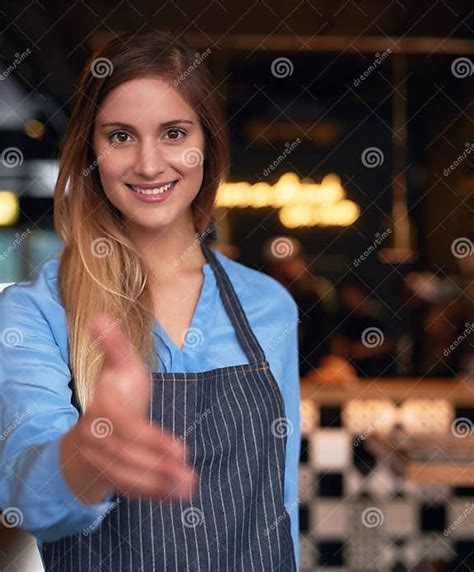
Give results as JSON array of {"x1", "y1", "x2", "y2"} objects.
[{"x1": 92, "y1": 77, "x2": 206, "y2": 235}]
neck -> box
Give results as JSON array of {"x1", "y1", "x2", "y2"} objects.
[{"x1": 125, "y1": 212, "x2": 207, "y2": 284}]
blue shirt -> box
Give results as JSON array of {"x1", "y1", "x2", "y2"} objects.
[{"x1": 0, "y1": 248, "x2": 300, "y2": 570}]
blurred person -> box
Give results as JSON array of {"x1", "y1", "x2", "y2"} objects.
[
  {"x1": 419, "y1": 299, "x2": 466, "y2": 377},
  {"x1": 262, "y1": 235, "x2": 337, "y2": 377},
  {"x1": 404, "y1": 270, "x2": 471, "y2": 377},
  {"x1": 330, "y1": 278, "x2": 396, "y2": 378},
  {"x1": 453, "y1": 246, "x2": 474, "y2": 375}
]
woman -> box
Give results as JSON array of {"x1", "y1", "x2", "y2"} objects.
[{"x1": 0, "y1": 28, "x2": 300, "y2": 571}]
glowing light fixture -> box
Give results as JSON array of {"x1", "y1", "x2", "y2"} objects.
[
  {"x1": 24, "y1": 119, "x2": 46, "y2": 139},
  {"x1": 216, "y1": 172, "x2": 360, "y2": 228},
  {"x1": 0, "y1": 191, "x2": 20, "y2": 226}
]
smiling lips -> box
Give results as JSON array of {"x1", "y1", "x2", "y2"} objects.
[{"x1": 127, "y1": 180, "x2": 178, "y2": 196}]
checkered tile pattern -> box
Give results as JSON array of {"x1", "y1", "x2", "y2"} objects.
[{"x1": 298, "y1": 401, "x2": 474, "y2": 571}]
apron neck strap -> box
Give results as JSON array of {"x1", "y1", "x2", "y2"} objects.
[{"x1": 200, "y1": 240, "x2": 267, "y2": 365}]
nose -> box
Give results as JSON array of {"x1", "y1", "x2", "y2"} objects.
[{"x1": 133, "y1": 138, "x2": 165, "y2": 179}]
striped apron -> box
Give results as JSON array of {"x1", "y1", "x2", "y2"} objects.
[{"x1": 42, "y1": 240, "x2": 296, "y2": 571}]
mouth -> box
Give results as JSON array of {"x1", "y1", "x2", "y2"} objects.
[{"x1": 125, "y1": 179, "x2": 179, "y2": 196}]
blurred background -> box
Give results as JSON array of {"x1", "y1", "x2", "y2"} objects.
[{"x1": 0, "y1": 0, "x2": 473, "y2": 570}]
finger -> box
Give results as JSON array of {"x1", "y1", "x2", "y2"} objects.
[
  {"x1": 94, "y1": 365, "x2": 151, "y2": 419},
  {"x1": 85, "y1": 403, "x2": 189, "y2": 464},
  {"x1": 90, "y1": 314, "x2": 145, "y2": 374},
  {"x1": 84, "y1": 432, "x2": 196, "y2": 489},
  {"x1": 83, "y1": 445, "x2": 197, "y2": 500}
]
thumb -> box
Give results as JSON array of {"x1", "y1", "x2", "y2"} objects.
[
  {"x1": 90, "y1": 314, "x2": 142, "y2": 373},
  {"x1": 90, "y1": 314, "x2": 151, "y2": 417}
]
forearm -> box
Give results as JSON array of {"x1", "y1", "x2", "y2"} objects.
[
  {"x1": 60, "y1": 424, "x2": 114, "y2": 505},
  {"x1": 0, "y1": 436, "x2": 115, "y2": 543}
]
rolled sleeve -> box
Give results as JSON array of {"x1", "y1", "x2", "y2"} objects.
[{"x1": 0, "y1": 285, "x2": 115, "y2": 544}]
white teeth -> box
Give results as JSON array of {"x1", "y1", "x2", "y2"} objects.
[{"x1": 130, "y1": 182, "x2": 175, "y2": 195}]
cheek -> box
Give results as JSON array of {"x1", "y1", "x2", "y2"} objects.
[
  {"x1": 182, "y1": 163, "x2": 205, "y2": 197},
  {"x1": 98, "y1": 156, "x2": 126, "y2": 183},
  {"x1": 172, "y1": 131, "x2": 206, "y2": 175},
  {"x1": 183, "y1": 162, "x2": 204, "y2": 180},
  {"x1": 174, "y1": 147, "x2": 205, "y2": 181}
]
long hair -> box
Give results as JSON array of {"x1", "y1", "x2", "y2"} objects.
[{"x1": 54, "y1": 28, "x2": 229, "y2": 412}]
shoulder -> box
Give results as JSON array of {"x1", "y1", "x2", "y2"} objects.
[
  {"x1": 0, "y1": 257, "x2": 62, "y2": 312},
  {"x1": 213, "y1": 248, "x2": 298, "y2": 323},
  {"x1": 0, "y1": 258, "x2": 68, "y2": 353}
]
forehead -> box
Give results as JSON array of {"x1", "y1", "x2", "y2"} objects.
[{"x1": 95, "y1": 77, "x2": 196, "y2": 125}]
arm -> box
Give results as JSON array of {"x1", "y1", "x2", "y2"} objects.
[{"x1": 0, "y1": 286, "x2": 115, "y2": 543}]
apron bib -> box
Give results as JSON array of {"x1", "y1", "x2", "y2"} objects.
[{"x1": 42, "y1": 240, "x2": 296, "y2": 571}]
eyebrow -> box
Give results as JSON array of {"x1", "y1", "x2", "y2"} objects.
[{"x1": 100, "y1": 119, "x2": 195, "y2": 129}]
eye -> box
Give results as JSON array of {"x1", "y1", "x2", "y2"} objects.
[
  {"x1": 164, "y1": 128, "x2": 186, "y2": 141},
  {"x1": 107, "y1": 131, "x2": 132, "y2": 145}
]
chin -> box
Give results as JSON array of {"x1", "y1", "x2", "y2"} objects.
[{"x1": 126, "y1": 210, "x2": 181, "y2": 231}]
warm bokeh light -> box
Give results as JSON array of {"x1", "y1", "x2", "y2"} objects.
[
  {"x1": 0, "y1": 191, "x2": 20, "y2": 226},
  {"x1": 24, "y1": 119, "x2": 46, "y2": 139},
  {"x1": 216, "y1": 172, "x2": 360, "y2": 228}
]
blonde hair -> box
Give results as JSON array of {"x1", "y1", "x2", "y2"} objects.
[{"x1": 54, "y1": 28, "x2": 229, "y2": 412}]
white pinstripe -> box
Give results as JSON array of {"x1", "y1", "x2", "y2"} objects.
[
  {"x1": 170, "y1": 373, "x2": 178, "y2": 571},
  {"x1": 238, "y1": 368, "x2": 273, "y2": 569},
  {"x1": 158, "y1": 379, "x2": 167, "y2": 567},
  {"x1": 179, "y1": 379, "x2": 191, "y2": 571},
  {"x1": 127, "y1": 493, "x2": 132, "y2": 570},
  {"x1": 197, "y1": 377, "x2": 212, "y2": 570},
  {"x1": 251, "y1": 367, "x2": 283, "y2": 560},
  {"x1": 223, "y1": 379, "x2": 258, "y2": 571},
  {"x1": 215, "y1": 367, "x2": 239, "y2": 571},
  {"x1": 202, "y1": 388, "x2": 223, "y2": 571}
]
